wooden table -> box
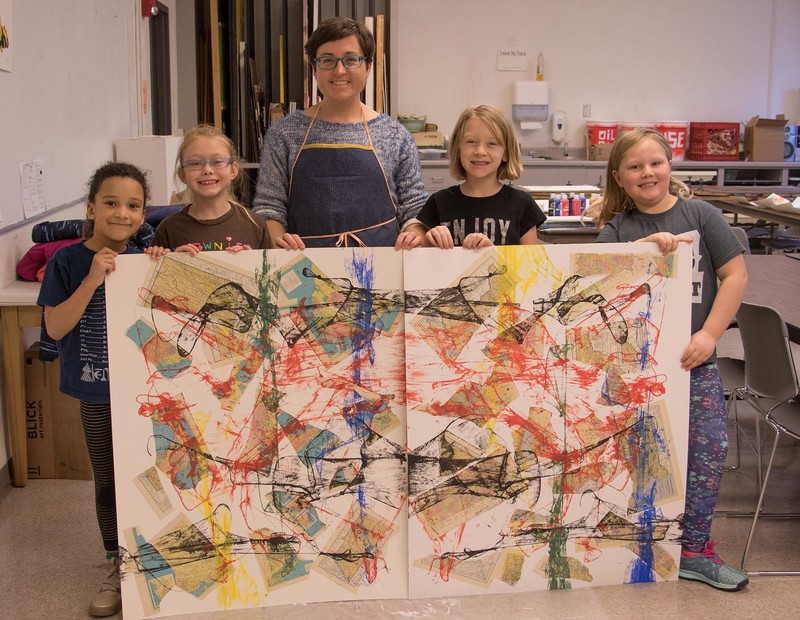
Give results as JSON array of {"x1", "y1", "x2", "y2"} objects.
[
  {"x1": 0, "y1": 280, "x2": 42, "y2": 486},
  {"x1": 743, "y1": 254, "x2": 800, "y2": 343},
  {"x1": 711, "y1": 198, "x2": 800, "y2": 230}
]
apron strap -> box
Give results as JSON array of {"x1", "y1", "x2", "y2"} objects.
[
  {"x1": 288, "y1": 110, "x2": 318, "y2": 199},
  {"x1": 300, "y1": 217, "x2": 398, "y2": 247},
  {"x1": 363, "y1": 115, "x2": 399, "y2": 215},
  {"x1": 289, "y1": 103, "x2": 400, "y2": 216}
]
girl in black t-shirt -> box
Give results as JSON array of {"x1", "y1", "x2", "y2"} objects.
[{"x1": 415, "y1": 104, "x2": 546, "y2": 248}]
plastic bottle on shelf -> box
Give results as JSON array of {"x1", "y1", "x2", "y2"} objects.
[
  {"x1": 579, "y1": 192, "x2": 587, "y2": 213},
  {"x1": 549, "y1": 193, "x2": 557, "y2": 216},
  {"x1": 553, "y1": 193, "x2": 561, "y2": 217},
  {"x1": 570, "y1": 192, "x2": 581, "y2": 216},
  {"x1": 561, "y1": 194, "x2": 569, "y2": 216},
  {"x1": 589, "y1": 193, "x2": 603, "y2": 216}
]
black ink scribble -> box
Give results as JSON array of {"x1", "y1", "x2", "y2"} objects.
[{"x1": 151, "y1": 282, "x2": 260, "y2": 356}]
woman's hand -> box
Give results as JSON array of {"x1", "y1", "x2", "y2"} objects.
[
  {"x1": 274, "y1": 232, "x2": 305, "y2": 250},
  {"x1": 395, "y1": 231, "x2": 424, "y2": 250},
  {"x1": 637, "y1": 232, "x2": 692, "y2": 254},
  {"x1": 425, "y1": 226, "x2": 455, "y2": 249},
  {"x1": 145, "y1": 245, "x2": 171, "y2": 259},
  {"x1": 462, "y1": 233, "x2": 493, "y2": 249}
]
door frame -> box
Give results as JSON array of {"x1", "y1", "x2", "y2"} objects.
[{"x1": 128, "y1": 0, "x2": 179, "y2": 136}]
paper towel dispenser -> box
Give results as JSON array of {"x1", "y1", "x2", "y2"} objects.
[{"x1": 512, "y1": 81, "x2": 549, "y2": 130}]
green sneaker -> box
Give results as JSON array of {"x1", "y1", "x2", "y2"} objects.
[{"x1": 679, "y1": 541, "x2": 749, "y2": 591}]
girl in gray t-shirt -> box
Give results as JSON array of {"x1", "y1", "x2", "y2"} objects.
[{"x1": 596, "y1": 128, "x2": 748, "y2": 592}]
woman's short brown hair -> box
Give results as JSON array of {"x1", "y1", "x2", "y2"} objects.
[{"x1": 304, "y1": 17, "x2": 375, "y2": 67}]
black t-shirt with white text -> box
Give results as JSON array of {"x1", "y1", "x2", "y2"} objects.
[{"x1": 417, "y1": 184, "x2": 546, "y2": 246}]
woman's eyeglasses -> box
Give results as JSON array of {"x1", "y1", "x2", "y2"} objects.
[
  {"x1": 313, "y1": 55, "x2": 367, "y2": 70},
  {"x1": 181, "y1": 158, "x2": 233, "y2": 171}
]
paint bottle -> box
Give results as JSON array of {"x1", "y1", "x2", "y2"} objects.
[
  {"x1": 570, "y1": 192, "x2": 581, "y2": 216},
  {"x1": 552, "y1": 193, "x2": 561, "y2": 217},
  {"x1": 548, "y1": 193, "x2": 557, "y2": 216},
  {"x1": 579, "y1": 192, "x2": 587, "y2": 213}
]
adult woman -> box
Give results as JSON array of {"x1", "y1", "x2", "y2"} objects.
[{"x1": 252, "y1": 17, "x2": 427, "y2": 250}]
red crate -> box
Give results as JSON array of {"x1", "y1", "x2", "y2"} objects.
[{"x1": 688, "y1": 122, "x2": 740, "y2": 161}]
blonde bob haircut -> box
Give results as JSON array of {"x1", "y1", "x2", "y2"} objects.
[
  {"x1": 449, "y1": 104, "x2": 523, "y2": 182},
  {"x1": 597, "y1": 128, "x2": 692, "y2": 226}
]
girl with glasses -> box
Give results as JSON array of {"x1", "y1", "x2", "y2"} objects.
[
  {"x1": 152, "y1": 124, "x2": 270, "y2": 253},
  {"x1": 252, "y1": 17, "x2": 427, "y2": 250}
]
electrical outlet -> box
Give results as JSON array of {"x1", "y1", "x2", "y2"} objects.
[{"x1": 582, "y1": 104, "x2": 591, "y2": 118}]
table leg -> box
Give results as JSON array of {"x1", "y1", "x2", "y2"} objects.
[{"x1": 1, "y1": 307, "x2": 28, "y2": 486}]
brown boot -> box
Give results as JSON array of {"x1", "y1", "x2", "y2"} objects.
[{"x1": 88, "y1": 556, "x2": 121, "y2": 617}]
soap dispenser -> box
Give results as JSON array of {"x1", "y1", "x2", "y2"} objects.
[{"x1": 551, "y1": 111, "x2": 567, "y2": 144}]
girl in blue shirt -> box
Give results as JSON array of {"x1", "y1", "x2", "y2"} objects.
[{"x1": 38, "y1": 161, "x2": 167, "y2": 616}]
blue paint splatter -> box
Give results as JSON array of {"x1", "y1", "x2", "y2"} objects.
[{"x1": 343, "y1": 253, "x2": 378, "y2": 442}]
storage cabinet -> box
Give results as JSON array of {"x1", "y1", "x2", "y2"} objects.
[
  {"x1": 420, "y1": 160, "x2": 606, "y2": 192},
  {"x1": 420, "y1": 162, "x2": 457, "y2": 192},
  {"x1": 517, "y1": 167, "x2": 585, "y2": 186},
  {"x1": 420, "y1": 159, "x2": 800, "y2": 194},
  {"x1": 666, "y1": 161, "x2": 800, "y2": 189},
  {"x1": 114, "y1": 136, "x2": 183, "y2": 205}
]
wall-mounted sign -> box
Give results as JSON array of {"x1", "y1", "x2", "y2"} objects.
[{"x1": 497, "y1": 46, "x2": 528, "y2": 71}]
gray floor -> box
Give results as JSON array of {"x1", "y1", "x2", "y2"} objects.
[{"x1": 1, "y1": 330, "x2": 798, "y2": 619}]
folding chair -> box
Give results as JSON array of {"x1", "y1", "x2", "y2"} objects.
[
  {"x1": 719, "y1": 356, "x2": 746, "y2": 471},
  {"x1": 730, "y1": 225, "x2": 750, "y2": 255},
  {"x1": 735, "y1": 301, "x2": 800, "y2": 575},
  {"x1": 760, "y1": 225, "x2": 800, "y2": 255}
]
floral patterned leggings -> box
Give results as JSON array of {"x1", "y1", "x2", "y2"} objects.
[{"x1": 681, "y1": 362, "x2": 728, "y2": 553}]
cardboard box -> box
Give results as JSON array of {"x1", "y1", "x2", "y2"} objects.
[
  {"x1": 113, "y1": 136, "x2": 183, "y2": 205},
  {"x1": 24, "y1": 344, "x2": 92, "y2": 480},
  {"x1": 413, "y1": 131, "x2": 445, "y2": 148},
  {"x1": 587, "y1": 143, "x2": 614, "y2": 161},
  {"x1": 24, "y1": 346, "x2": 54, "y2": 478},
  {"x1": 744, "y1": 115, "x2": 788, "y2": 162}
]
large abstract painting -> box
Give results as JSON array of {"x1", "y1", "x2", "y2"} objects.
[
  {"x1": 106, "y1": 249, "x2": 408, "y2": 618},
  {"x1": 106, "y1": 243, "x2": 690, "y2": 617},
  {"x1": 404, "y1": 244, "x2": 690, "y2": 597}
]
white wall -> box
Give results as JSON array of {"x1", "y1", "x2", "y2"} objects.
[
  {"x1": 393, "y1": 0, "x2": 800, "y2": 150},
  {"x1": 0, "y1": 0, "x2": 138, "y2": 238},
  {"x1": 0, "y1": 0, "x2": 138, "y2": 472}
]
